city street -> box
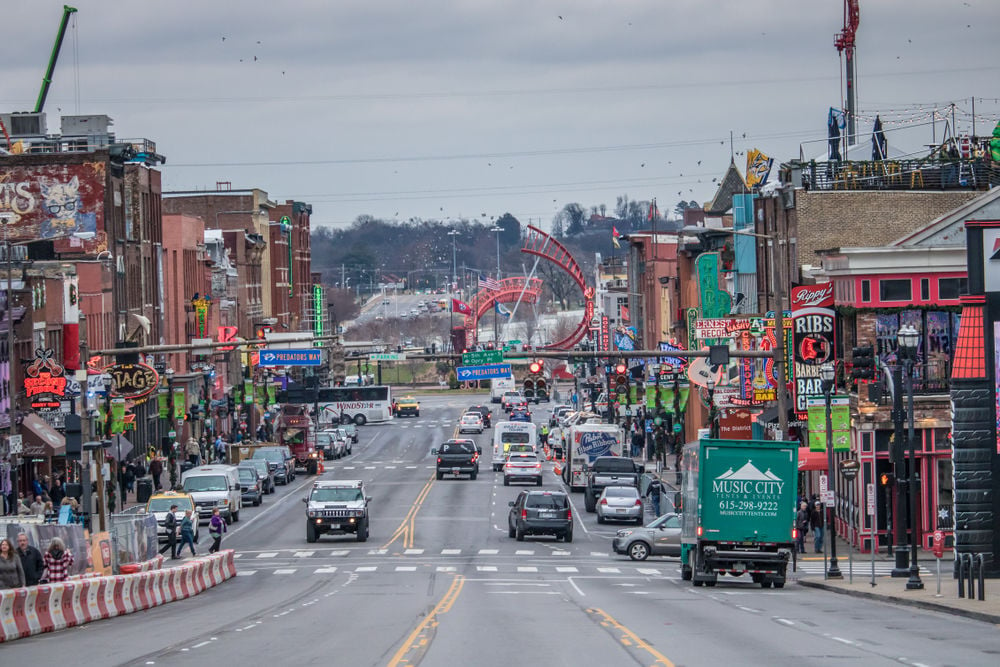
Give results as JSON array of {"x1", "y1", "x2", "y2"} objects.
[{"x1": 6, "y1": 393, "x2": 1000, "y2": 666}]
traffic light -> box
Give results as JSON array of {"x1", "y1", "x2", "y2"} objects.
[
  {"x1": 880, "y1": 472, "x2": 895, "y2": 487},
  {"x1": 535, "y1": 375, "x2": 548, "y2": 402},
  {"x1": 614, "y1": 361, "x2": 629, "y2": 396},
  {"x1": 528, "y1": 361, "x2": 542, "y2": 374},
  {"x1": 226, "y1": 394, "x2": 235, "y2": 414},
  {"x1": 851, "y1": 345, "x2": 876, "y2": 380},
  {"x1": 526, "y1": 360, "x2": 546, "y2": 402},
  {"x1": 523, "y1": 376, "x2": 535, "y2": 401}
]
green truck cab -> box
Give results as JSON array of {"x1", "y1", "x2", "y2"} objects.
[{"x1": 680, "y1": 438, "x2": 798, "y2": 589}]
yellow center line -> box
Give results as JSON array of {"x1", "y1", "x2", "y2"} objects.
[
  {"x1": 387, "y1": 574, "x2": 466, "y2": 667},
  {"x1": 587, "y1": 607, "x2": 676, "y2": 667},
  {"x1": 382, "y1": 473, "x2": 435, "y2": 549}
]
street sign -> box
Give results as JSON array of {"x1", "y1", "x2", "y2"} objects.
[
  {"x1": 258, "y1": 348, "x2": 322, "y2": 367},
  {"x1": 191, "y1": 337, "x2": 214, "y2": 356},
  {"x1": 819, "y1": 474, "x2": 828, "y2": 496},
  {"x1": 456, "y1": 363, "x2": 513, "y2": 382},
  {"x1": 462, "y1": 350, "x2": 503, "y2": 366},
  {"x1": 866, "y1": 482, "x2": 876, "y2": 516},
  {"x1": 8, "y1": 434, "x2": 22, "y2": 455},
  {"x1": 839, "y1": 458, "x2": 860, "y2": 481},
  {"x1": 822, "y1": 491, "x2": 835, "y2": 507},
  {"x1": 371, "y1": 353, "x2": 406, "y2": 362}
]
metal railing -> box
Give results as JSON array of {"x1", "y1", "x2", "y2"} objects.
[{"x1": 783, "y1": 158, "x2": 998, "y2": 192}]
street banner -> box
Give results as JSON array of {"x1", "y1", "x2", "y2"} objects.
[
  {"x1": 806, "y1": 395, "x2": 850, "y2": 451},
  {"x1": 173, "y1": 387, "x2": 186, "y2": 420},
  {"x1": 158, "y1": 389, "x2": 169, "y2": 419},
  {"x1": 110, "y1": 398, "x2": 126, "y2": 434}
]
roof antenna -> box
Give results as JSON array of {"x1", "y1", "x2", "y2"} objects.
[{"x1": 730, "y1": 130, "x2": 734, "y2": 164}]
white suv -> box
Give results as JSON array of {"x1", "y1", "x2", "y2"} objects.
[{"x1": 305, "y1": 480, "x2": 372, "y2": 543}]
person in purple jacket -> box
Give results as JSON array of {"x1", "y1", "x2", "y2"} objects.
[{"x1": 208, "y1": 508, "x2": 227, "y2": 553}]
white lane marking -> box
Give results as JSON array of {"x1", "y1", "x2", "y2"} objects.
[
  {"x1": 364, "y1": 466, "x2": 376, "y2": 470},
  {"x1": 776, "y1": 618, "x2": 795, "y2": 626},
  {"x1": 553, "y1": 551, "x2": 570, "y2": 556},
  {"x1": 395, "y1": 566, "x2": 417, "y2": 572},
  {"x1": 832, "y1": 637, "x2": 855, "y2": 646},
  {"x1": 293, "y1": 551, "x2": 315, "y2": 558},
  {"x1": 385, "y1": 466, "x2": 396, "y2": 469},
  {"x1": 235, "y1": 570, "x2": 256, "y2": 577},
  {"x1": 630, "y1": 591, "x2": 650, "y2": 595},
  {"x1": 737, "y1": 606, "x2": 761, "y2": 613},
  {"x1": 517, "y1": 566, "x2": 539, "y2": 573},
  {"x1": 192, "y1": 641, "x2": 211, "y2": 649},
  {"x1": 342, "y1": 466, "x2": 355, "y2": 470},
  {"x1": 477, "y1": 566, "x2": 498, "y2": 572},
  {"x1": 515, "y1": 550, "x2": 535, "y2": 556},
  {"x1": 598, "y1": 567, "x2": 621, "y2": 574},
  {"x1": 567, "y1": 577, "x2": 586, "y2": 597},
  {"x1": 314, "y1": 567, "x2": 338, "y2": 574},
  {"x1": 478, "y1": 549, "x2": 499, "y2": 555},
  {"x1": 329, "y1": 550, "x2": 350, "y2": 557},
  {"x1": 274, "y1": 569, "x2": 297, "y2": 575},
  {"x1": 404, "y1": 548, "x2": 425, "y2": 555},
  {"x1": 590, "y1": 552, "x2": 606, "y2": 557},
  {"x1": 406, "y1": 466, "x2": 418, "y2": 469},
  {"x1": 436, "y1": 566, "x2": 456, "y2": 572},
  {"x1": 425, "y1": 466, "x2": 435, "y2": 469},
  {"x1": 441, "y1": 549, "x2": 461, "y2": 555},
  {"x1": 256, "y1": 552, "x2": 278, "y2": 559},
  {"x1": 224, "y1": 472, "x2": 317, "y2": 540},
  {"x1": 368, "y1": 549, "x2": 388, "y2": 555},
  {"x1": 637, "y1": 568, "x2": 661, "y2": 575},
  {"x1": 556, "y1": 566, "x2": 578, "y2": 573},
  {"x1": 356, "y1": 566, "x2": 377, "y2": 572}
]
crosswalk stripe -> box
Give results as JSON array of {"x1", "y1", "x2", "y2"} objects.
[
  {"x1": 477, "y1": 566, "x2": 498, "y2": 572},
  {"x1": 637, "y1": 568, "x2": 661, "y2": 575},
  {"x1": 233, "y1": 553, "x2": 242, "y2": 559},
  {"x1": 556, "y1": 566, "x2": 578, "y2": 573},
  {"x1": 478, "y1": 549, "x2": 499, "y2": 555},
  {"x1": 590, "y1": 552, "x2": 606, "y2": 557},
  {"x1": 329, "y1": 550, "x2": 350, "y2": 557},
  {"x1": 314, "y1": 567, "x2": 338, "y2": 574},
  {"x1": 437, "y1": 566, "x2": 456, "y2": 572},
  {"x1": 395, "y1": 566, "x2": 417, "y2": 572},
  {"x1": 517, "y1": 566, "x2": 538, "y2": 573},
  {"x1": 515, "y1": 550, "x2": 534, "y2": 556},
  {"x1": 236, "y1": 570, "x2": 256, "y2": 576},
  {"x1": 441, "y1": 549, "x2": 461, "y2": 555},
  {"x1": 256, "y1": 552, "x2": 278, "y2": 559},
  {"x1": 274, "y1": 569, "x2": 297, "y2": 575},
  {"x1": 404, "y1": 549, "x2": 425, "y2": 555},
  {"x1": 598, "y1": 567, "x2": 621, "y2": 574},
  {"x1": 342, "y1": 466, "x2": 355, "y2": 470},
  {"x1": 368, "y1": 549, "x2": 388, "y2": 555},
  {"x1": 356, "y1": 566, "x2": 377, "y2": 572},
  {"x1": 293, "y1": 551, "x2": 315, "y2": 558},
  {"x1": 553, "y1": 551, "x2": 570, "y2": 556}
]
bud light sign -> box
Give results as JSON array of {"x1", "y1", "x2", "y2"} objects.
[{"x1": 791, "y1": 284, "x2": 836, "y2": 413}]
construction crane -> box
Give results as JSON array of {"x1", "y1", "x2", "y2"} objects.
[
  {"x1": 833, "y1": 0, "x2": 860, "y2": 142},
  {"x1": 33, "y1": 5, "x2": 78, "y2": 114}
]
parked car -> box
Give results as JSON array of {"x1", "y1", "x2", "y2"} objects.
[
  {"x1": 241, "y1": 457, "x2": 276, "y2": 494},
  {"x1": 611, "y1": 513, "x2": 682, "y2": 560},
  {"x1": 237, "y1": 464, "x2": 265, "y2": 506},
  {"x1": 507, "y1": 490, "x2": 573, "y2": 542},
  {"x1": 503, "y1": 453, "x2": 543, "y2": 486},
  {"x1": 596, "y1": 486, "x2": 644, "y2": 525},
  {"x1": 341, "y1": 423, "x2": 360, "y2": 445},
  {"x1": 252, "y1": 446, "x2": 295, "y2": 484},
  {"x1": 459, "y1": 413, "x2": 485, "y2": 434}
]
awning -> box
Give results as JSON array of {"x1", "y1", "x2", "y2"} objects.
[
  {"x1": 108, "y1": 434, "x2": 134, "y2": 461},
  {"x1": 755, "y1": 407, "x2": 779, "y2": 424},
  {"x1": 798, "y1": 447, "x2": 829, "y2": 472},
  {"x1": 20, "y1": 413, "x2": 66, "y2": 457}
]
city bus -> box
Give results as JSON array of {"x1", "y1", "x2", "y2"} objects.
[{"x1": 317, "y1": 385, "x2": 393, "y2": 426}]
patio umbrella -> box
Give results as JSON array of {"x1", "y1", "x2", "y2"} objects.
[
  {"x1": 828, "y1": 111, "x2": 842, "y2": 162},
  {"x1": 872, "y1": 115, "x2": 887, "y2": 161}
]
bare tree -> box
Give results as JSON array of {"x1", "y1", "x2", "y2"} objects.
[
  {"x1": 538, "y1": 261, "x2": 576, "y2": 310},
  {"x1": 550, "y1": 315, "x2": 578, "y2": 345}
]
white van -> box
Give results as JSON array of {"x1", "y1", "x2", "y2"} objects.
[
  {"x1": 490, "y1": 375, "x2": 515, "y2": 403},
  {"x1": 492, "y1": 421, "x2": 538, "y2": 471},
  {"x1": 181, "y1": 464, "x2": 243, "y2": 524}
]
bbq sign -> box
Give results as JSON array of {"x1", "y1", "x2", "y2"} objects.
[
  {"x1": 791, "y1": 284, "x2": 836, "y2": 413},
  {"x1": 104, "y1": 363, "x2": 160, "y2": 400}
]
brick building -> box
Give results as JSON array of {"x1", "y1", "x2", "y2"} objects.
[{"x1": 268, "y1": 200, "x2": 313, "y2": 330}]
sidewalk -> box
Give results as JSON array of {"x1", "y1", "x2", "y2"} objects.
[{"x1": 794, "y1": 534, "x2": 1000, "y2": 624}]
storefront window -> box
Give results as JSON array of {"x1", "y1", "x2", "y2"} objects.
[{"x1": 936, "y1": 458, "x2": 954, "y2": 530}]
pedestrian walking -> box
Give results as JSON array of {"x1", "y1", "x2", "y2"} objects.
[
  {"x1": 124, "y1": 462, "x2": 136, "y2": 494},
  {"x1": 42, "y1": 537, "x2": 74, "y2": 583},
  {"x1": 178, "y1": 510, "x2": 197, "y2": 557},
  {"x1": 160, "y1": 504, "x2": 179, "y2": 559},
  {"x1": 631, "y1": 428, "x2": 644, "y2": 459},
  {"x1": 810, "y1": 498, "x2": 825, "y2": 553},
  {"x1": 149, "y1": 457, "x2": 163, "y2": 491},
  {"x1": 49, "y1": 476, "x2": 65, "y2": 507},
  {"x1": 16, "y1": 533, "x2": 44, "y2": 587},
  {"x1": 646, "y1": 477, "x2": 662, "y2": 517},
  {"x1": 29, "y1": 495, "x2": 45, "y2": 516},
  {"x1": 795, "y1": 501, "x2": 810, "y2": 554},
  {"x1": 208, "y1": 508, "x2": 227, "y2": 553},
  {"x1": 570, "y1": 391, "x2": 578, "y2": 410},
  {"x1": 0, "y1": 538, "x2": 25, "y2": 589},
  {"x1": 185, "y1": 437, "x2": 201, "y2": 467}
]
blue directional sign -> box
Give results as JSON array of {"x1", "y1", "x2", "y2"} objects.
[
  {"x1": 456, "y1": 363, "x2": 512, "y2": 381},
  {"x1": 258, "y1": 348, "x2": 323, "y2": 367}
]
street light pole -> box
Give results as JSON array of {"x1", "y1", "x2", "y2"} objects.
[
  {"x1": 448, "y1": 229, "x2": 459, "y2": 352},
  {"x1": 491, "y1": 225, "x2": 502, "y2": 347},
  {"x1": 706, "y1": 377, "x2": 717, "y2": 438},
  {"x1": 820, "y1": 362, "x2": 843, "y2": 579},
  {"x1": 898, "y1": 324, "x2": 924, "y2": 589}
]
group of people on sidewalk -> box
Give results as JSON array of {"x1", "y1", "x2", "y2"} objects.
[
  {"x1": 0, "y1": 534, "x2": 75, "y2": 589},
  {"x1": 158, "y1": 505, "x2": 227, "y2": 560},
  {"x1": 796, "y1": 496, "x2": 826, "y2": 554}
]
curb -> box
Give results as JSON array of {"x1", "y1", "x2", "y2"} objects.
[{"x1": 797, "y1": 578, "x2": 1000, "y2": 625}]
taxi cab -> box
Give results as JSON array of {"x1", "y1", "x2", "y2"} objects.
[
  {"x1": 395, "y1": 396, "x2": 420, "y2": 417},
  {"x1": 145, "y1": 491, "x2": 200, "y2": 543}
]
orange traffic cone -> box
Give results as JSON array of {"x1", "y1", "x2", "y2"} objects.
[{"x1": 318, "y1": 460, "x2": 326, "y2": 474}]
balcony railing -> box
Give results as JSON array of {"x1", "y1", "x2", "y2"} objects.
[
  {"x1": 782, "y1": 158, "x2": 998, "y2": 192},
  {"x1": 868, "y1": 359, "x2": 952, "y2": 404}
]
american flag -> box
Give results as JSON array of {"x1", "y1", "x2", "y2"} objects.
[{"x1": 478, "y1": 274, "x2": 501, "y2": 291}]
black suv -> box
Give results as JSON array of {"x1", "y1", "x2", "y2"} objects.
[
  {"x1": 466, "y1": 404, "x2": 492, "y2": 428},
  {"x1": 507, "y1": 490, "x2": 573, "y2": 542}
]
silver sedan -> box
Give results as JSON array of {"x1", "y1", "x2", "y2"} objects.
[
  {"x1": 596, "y1": 486, "x2": 643, "y2": 525},
  {"x1": 611, "y1": 513, "x2": 682, "y2": 561}
]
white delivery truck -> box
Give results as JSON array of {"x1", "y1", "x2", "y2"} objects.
[
  {"x1": 490, "y1": 375, "x2": 516, "y2": 403},
  {"x1": 492, "y1": 421, "x2": 538, "y2": 471},
  {"x1": 562, "y1": 423, "x2": 625, "y2": 491}
]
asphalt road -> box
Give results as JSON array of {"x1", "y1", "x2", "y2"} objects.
[{"x1": 9, "y1": 394, "x2": 1000, "y2": 666}]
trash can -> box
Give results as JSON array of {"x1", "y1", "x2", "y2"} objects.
[{"x1": 136, "y1": 477, "x2": 154, "y2": 504}]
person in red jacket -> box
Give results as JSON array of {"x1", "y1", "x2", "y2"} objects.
[{"x1": 42, "y1": 538, "x2": 74, "y2": 583}]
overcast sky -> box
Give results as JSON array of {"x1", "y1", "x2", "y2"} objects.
[{"x1": 3, "y1": 0, "x2": 998, "y2": 229}]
